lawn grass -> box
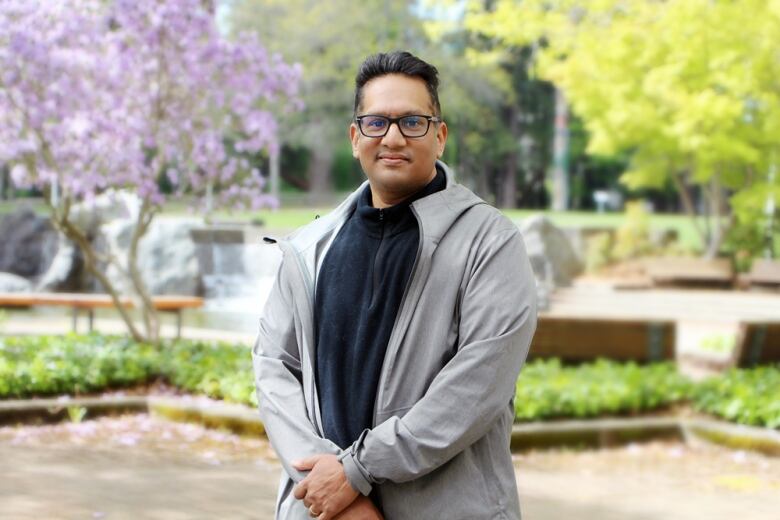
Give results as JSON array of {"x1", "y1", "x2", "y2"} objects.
[{"x1": 0, "y1": 196, "x2": 706, "y2": 251}]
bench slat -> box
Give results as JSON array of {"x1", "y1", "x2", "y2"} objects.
[{"x1": 0, "y1": 292, "x2": 203, "y2": 310}]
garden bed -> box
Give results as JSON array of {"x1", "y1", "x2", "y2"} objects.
[{"x1": 1, "y1": 334, "x2": 778, "y2": 429}]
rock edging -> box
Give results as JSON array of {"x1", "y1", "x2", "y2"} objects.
[{"x1": 1, "y1": 395, "x2": 778, "y2": 456}]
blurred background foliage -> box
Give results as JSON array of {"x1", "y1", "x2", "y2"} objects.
[
  {"x1": 219, "y1": 0, "x2": 779, "y2": 262},
  {"x1": 2, "y1": 1, "x2": 777, "y2": 261}
]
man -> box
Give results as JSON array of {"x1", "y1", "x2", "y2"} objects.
[{"x1": 253, "y1": 51, "x2": 537, "y2": 520}]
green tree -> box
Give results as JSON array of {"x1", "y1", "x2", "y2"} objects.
[
  {"x1": 468, "y1": 0, "x2": 780, "y2": 256},
  {"x1": 421, "y1": 1, "x2": 557, "y2": 208},
  {"x1": 228, "y1": 0, "x2": 425, "y2": 198}
]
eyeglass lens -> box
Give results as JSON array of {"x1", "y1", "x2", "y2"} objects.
[{"x1": 359, "y1": 115, "x2": 430, "y2": 137}]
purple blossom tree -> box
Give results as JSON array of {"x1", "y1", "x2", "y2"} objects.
[{"x1": 0, "y1": 0, "x2": 301, "y2": 342}]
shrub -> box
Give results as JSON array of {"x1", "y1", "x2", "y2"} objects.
[
  {"x1": 3, "y1": 334, "x2": 778, "y2": 429},
  {"x1": 514, "y1": 359, "x2": 692, "y2": 421},
  {"x1": 160, "y1": 339, "x2": 256, "y2": 407},
  {"x1": 612, "y1": 201, "x2": 653, "y2": 261},
  {"x1": 692, "y1": 365, "x2": 780, "y2": 428},
  {"x1": 0, "y1": 334, "x2": 161, "y2": 398}
]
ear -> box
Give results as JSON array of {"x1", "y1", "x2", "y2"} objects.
[
  {"x1": 349, "y1": 123, "x2": 360, "y2": 159},
  {"x1": 435, "y1": 120, "x2": 448, "y2": 159}
]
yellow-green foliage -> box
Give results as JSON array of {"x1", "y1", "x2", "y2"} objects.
[
  {"x1": 585, "y1": 232, "x2": 614, "y2": 272},
  {"x1": 467, "y1": 0, "x2": 780, "y2": 249},
  {"x1": 613, "y1": 201, "x2": 653, "y2": 261}
]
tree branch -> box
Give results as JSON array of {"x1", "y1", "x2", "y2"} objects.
[{"x1": 127, "y1": 198, "x2": 160, "y2": 343}]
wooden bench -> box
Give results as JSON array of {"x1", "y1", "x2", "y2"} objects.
[
  {"x1": 529, "y1": 316, "x2": 676, "y2": 362},
  {"x1": 733, "y1": 322, "x2": 780, "y2": 367},
  {"x1": 0, "y1": 292, "x2": 203, "y2": 338},
  {"x1": 643, "y1": 257, "x2": 734, "y2": 289},
  {"x1": 737, "y1": 259, "x2": 780, "y2": 291}
]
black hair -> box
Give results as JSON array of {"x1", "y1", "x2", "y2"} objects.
[{"x1": 353, "y1": 51, "x2": 441, "y2": 118}]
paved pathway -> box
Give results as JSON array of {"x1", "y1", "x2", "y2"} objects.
[
  {"x1": 1, "y1": 415, "x2": 779, "y2": 520},
  {"x1": 0, "y1": 310, "x2": 255, "y2": 345},
  {"x1": 549, "y1": 282, "x2": 780, "y2": 323}
]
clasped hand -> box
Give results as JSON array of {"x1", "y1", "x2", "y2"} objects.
[{"x1": 292, "y1": 454, "x2": 361, "y2": 519}]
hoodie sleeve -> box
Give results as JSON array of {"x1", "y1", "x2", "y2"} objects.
[
  {"x1": 251, "y1": 252, "x2": 341, "y2": 483},
  {"x1": 340, "y1": 227, "x2": 537, "y2": 492}
]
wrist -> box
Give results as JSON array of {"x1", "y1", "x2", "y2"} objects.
[{"x1": 338, "y1": 450, "x2": 372, "y2": 496}]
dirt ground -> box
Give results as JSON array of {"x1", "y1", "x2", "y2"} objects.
[{"x1": 0, "y1": 414, "x2": 778, "y2": 520}]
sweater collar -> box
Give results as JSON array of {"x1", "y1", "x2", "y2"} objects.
[
  {"x1": 279, "y1": 160, "x2": 486, "y2": 258},
  {"x1": 355, "y1": 166, "x2": 446, "y2": 236}
]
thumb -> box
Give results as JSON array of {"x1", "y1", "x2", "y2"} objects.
[{"x1": 292, "y1": 455, "x2": 320, "y2": 471}]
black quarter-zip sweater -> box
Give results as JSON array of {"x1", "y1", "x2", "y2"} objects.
[{"x1": 314, "y1": 166, "x2": 446, "y2": 451}]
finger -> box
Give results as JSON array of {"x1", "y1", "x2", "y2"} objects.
[
  {"x1": 293, "y1": 482, "x2": 307, "y2": 500},
  {"x1": 292, "y1": 455, "x2": 319, "y2": 470}
]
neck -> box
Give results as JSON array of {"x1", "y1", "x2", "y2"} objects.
[{"x1": 370, "y1": 168, "x2": 438, "y2": 209}]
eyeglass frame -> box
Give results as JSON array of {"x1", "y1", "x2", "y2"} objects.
[{"x1": 354, "y1": 114, "x2": 442, "y2": 138}]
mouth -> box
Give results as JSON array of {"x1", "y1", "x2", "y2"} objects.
[{"x1": 377, "y1": 153, "x2": 410, "y2": 166}]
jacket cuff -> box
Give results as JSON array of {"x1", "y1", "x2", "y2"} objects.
[{"x1": 338, "y1": 448, "x2": 372, "y2": 496}]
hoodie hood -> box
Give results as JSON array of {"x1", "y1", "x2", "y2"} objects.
[{"x1": 283, "y1": 160, "x2": 485, "y2": 262}]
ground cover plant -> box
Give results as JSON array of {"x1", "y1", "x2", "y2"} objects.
[
  {"x1": 514, "y1": 358, "x2": 692, "y2": 421},
  {"x1": 160, "y1": 339, "x2": 257, "y2": 407},
  {"x1": 692, "y1": 365, "x2": 780, "y2": 429},
  {"x1": 1, "y1": 334, "x2": 778, "y2": 428},
  {"x1": 0, "y1": 334, "x2": 161, "y2": 397}
]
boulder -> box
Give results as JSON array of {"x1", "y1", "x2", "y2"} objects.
[
  {"x1": 35, "y1": 235, "x2": 84, "y2": 292},
  {"x1": 0, "y1": 272, "x2": 33, "y2": 292},
  {"x1": 94, "y1": 217, "x2": 203, "y2": 296},
  {"x1": 0, "y1": 206, "x2": 59, "y2": 279},
  {"x1": 68, "y1": 189, "x2": 142, "y2": 236},
  {"x1": 519, "y1": 215, "x2": 584, "y2": 289}
]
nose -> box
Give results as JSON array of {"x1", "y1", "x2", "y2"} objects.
[{"x1": 381, "y1": 121, "x2": 407, "y2": 146}]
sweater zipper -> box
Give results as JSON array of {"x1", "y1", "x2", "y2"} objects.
[{"x1": 370, "y1": 209, "x2": 386, "y2": 308}]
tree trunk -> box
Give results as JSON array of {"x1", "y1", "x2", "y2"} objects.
[
  {"x1": 306, "y1": 145, "x2": 334, "y2": 205},
  {"x1": 0, "y1": 165, "x2": 7, "y2": 200},
  {"x1": 127, "y1": 200, "x2": 159, "y2": 343},
  {"x1": 498, "y1": 106, "x2": 519, "y2": 209},
  {"x1": 498, "y1": 153, "x2": 518, "y2": 208},
  {"x1": 269, "y1": 148, "x2": 280, "y2": 205},
  {"x1": 551, "y1": 88, "x2": 570, "y2": 211},
  {"x1": 671, "y1": 170, "x2": 707, "y2": 250},
  {"x1": 702, "y1": 171, "x2": 732, "y2": 259}
]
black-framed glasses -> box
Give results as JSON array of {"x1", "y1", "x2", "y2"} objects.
[{"x1": 355, "y1": 114, "x2": 441, "y2": 138}]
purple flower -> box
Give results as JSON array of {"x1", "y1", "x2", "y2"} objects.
[{"x1": 0, "y1": 0, "x2": 301, "y2": 210}]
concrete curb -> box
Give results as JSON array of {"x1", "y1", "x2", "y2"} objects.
[
  {"x1": 683, "y1": 418, "x2": 780, "y2": 456},
  {"x1": 510, "y1": 417, "x2": 682, "y2": 450},
  {"x1": 0, "y1": 396, "x2": 147, "y2": 425},
  {"x1": 147, "y1": 396, "x2": 265, "y2": 437},
  {"x1": 1, "y1": 395, "x2": 778, "y2": 456}
]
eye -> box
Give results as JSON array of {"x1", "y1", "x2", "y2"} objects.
[
  {"x1": 401, "y1": 116, "x2": 424, "y2": 129},
  {"x1": 364, "y1": 117, "x2": 387, "y2": 129}
]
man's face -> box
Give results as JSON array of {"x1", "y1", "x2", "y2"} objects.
[{"x1": 350, "y1": 74, "x2": 447, "y2": 207}]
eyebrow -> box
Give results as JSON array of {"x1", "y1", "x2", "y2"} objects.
[{"x1": 360, "y1": 110, "x2": 432, "y2": 117}]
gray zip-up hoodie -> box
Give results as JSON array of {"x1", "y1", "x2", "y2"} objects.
[{"x1": 252, "y1": 161, "x2": 537, "y2": 519}]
